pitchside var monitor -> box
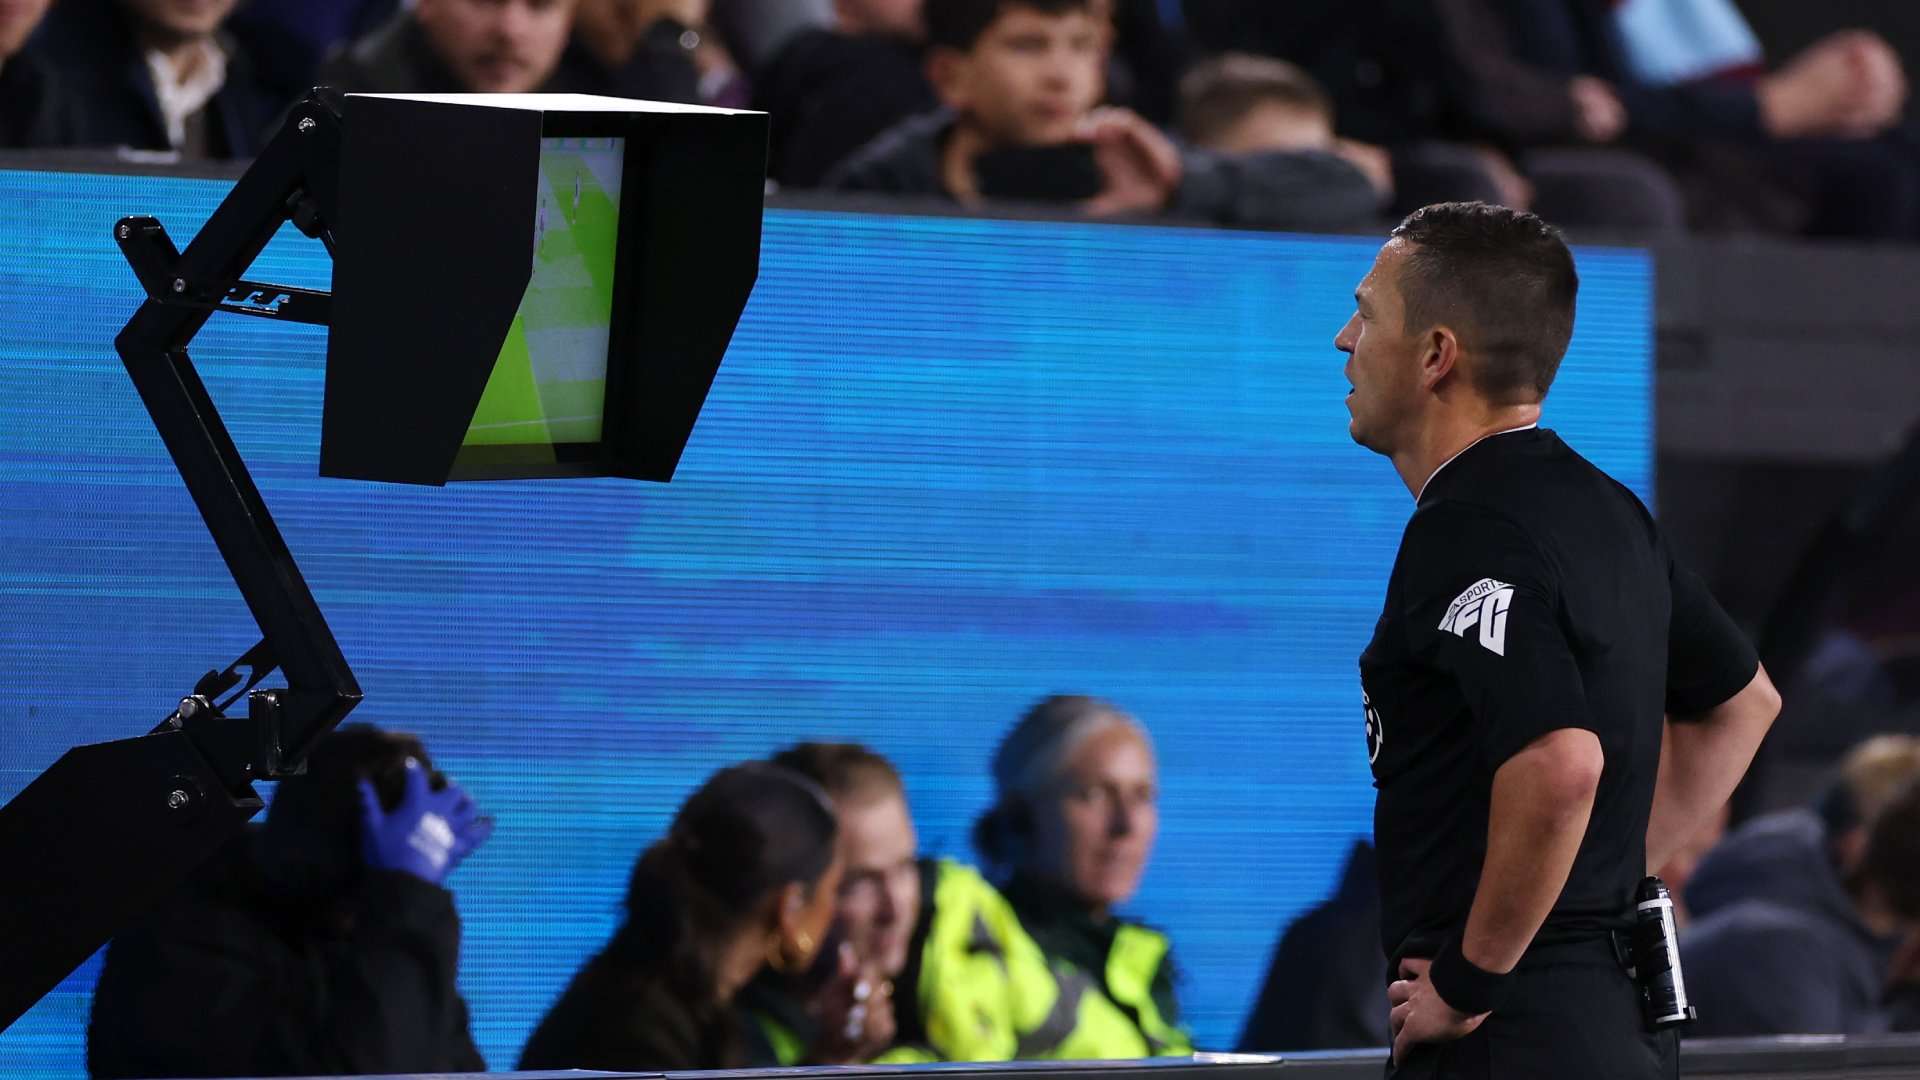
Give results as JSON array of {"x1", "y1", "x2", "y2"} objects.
[
  {"x1": 462, "y1": 135, "x2": 625, "y2": 457},
  {"x1": 320, "y1": 94, "x2": 768, "y2": 485}
]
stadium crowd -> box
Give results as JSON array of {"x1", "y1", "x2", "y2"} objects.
[{"x1": 3, "y1": 0, "x2": 1920, "y2": 237}]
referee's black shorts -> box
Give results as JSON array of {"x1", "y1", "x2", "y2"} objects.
[{"x1": 1388, "y1": 937, "x2": 1679, "y2": 1080}]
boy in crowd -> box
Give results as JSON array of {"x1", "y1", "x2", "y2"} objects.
[{"x1": 1177, "y1": 53, "x2": 1396, "y2": 204}]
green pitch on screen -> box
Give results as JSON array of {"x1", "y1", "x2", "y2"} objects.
[{"x1": 464, "y1": 137, "x2": 624, "y2": 450}]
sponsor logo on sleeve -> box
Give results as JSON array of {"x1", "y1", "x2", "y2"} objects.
[{"x1": 1439, "y1": 577, "x2": 1514, "y2": 656}]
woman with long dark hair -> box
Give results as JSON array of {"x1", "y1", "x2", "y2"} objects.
[
  {"x1": 974, "y1": 694, "x2": 1193, "y2": 1057},
  {"x1": 520, "y1": 762, "x2": 843, "y2": 1070}
]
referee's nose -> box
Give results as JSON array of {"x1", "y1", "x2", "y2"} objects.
[{"x1": 1334, "y1": 312, "x2": 1359, "y2": 356}]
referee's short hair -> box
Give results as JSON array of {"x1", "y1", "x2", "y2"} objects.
[{"x1": 1390, "y1": 202, "x2": 1579, "y2": 404}]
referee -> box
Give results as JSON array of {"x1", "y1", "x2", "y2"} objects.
[{"x1": 1333, "y1": 203, "x2": 1782, "y2": 1079}]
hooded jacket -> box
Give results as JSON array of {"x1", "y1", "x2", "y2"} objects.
[
  {"x1": 1680, "y1": 808, "x2": 1899, "y2": 1037},
  {"x1": 86, "y1": 778, "x2": 483, "y2": 1078}
]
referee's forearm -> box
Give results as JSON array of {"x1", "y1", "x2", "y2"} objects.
[
  {"x1": 1460, "y1": 728, "x2": 1604, "y2": 976},
  {"x1": 1645, "y1": 665, "x2": 1781, "y2": 872}
]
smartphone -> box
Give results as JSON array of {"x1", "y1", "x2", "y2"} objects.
[{"x1": 973, "y1": 142, "x2": 1105, "y2": 203}]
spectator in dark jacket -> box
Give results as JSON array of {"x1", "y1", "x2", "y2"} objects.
[
  {"x1": 1433, "y1": 0, "x2": 1904, "y2": 150},
  {"x1": 1238, "y1": 840, "x2": 1388, "y2": 1053},
  {"x1": 1429, "y1": 0, "x2": 1916, "y2": 238},
  {"x1": 519, "y1": 764, "x2": 843, "y2": 1071},
  {"x1": 828, "y1": 0, "x2": 1379, "y2": 230},
  {"x1": 739, "y1": 0, "x2": 938, "y2": 188},
  {"x1": 86, "y1": 724, "x2": 493, "y2": 1078},
  {"x1": 226, "y1": 0, "x2": 399, "y2": 100},
  {"x1": 1681, "y1": 735, "x2": 1920, "y2": 1037},
  {"x1": 572, "y1": 0, "x2": 741, "y2": 105},
  {"x1": 710, "y1": 0, "x2": 833, "y2": 71},
  {"x1": 324, "y1": 0, "x2": 709, "y2": 102},
  {"x1": 28, "y1": 0, "x2": 285, "y2": 159},
  {"x1": 322, "y1": 0, "x2": 583, "y2": 94},
  {"x1": 0, "y1": 0, "x2": 79, "y2": 149}
]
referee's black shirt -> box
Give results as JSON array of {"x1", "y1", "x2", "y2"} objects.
[{"x1": 1361, "y1": 426, "x2": 1758, "y2": 967}]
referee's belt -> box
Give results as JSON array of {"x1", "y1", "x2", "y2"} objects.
[{"x1": 1392, "y1": 926, "x2": 1633, "y2": 977}]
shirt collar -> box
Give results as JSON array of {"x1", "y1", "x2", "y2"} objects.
[
  {"x1": 144, "y1": 38, "x2": 227, "y2": 149},
  {"x1": 1416, "y1": 423, "x2": 1538, "y2": 501}
]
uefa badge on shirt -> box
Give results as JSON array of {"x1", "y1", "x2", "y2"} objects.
[{"x1": 1439, "y1": 578, "x2": 1515, "y2": 656}]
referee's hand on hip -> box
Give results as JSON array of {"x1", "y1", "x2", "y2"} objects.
[{"x1": 1388, "y1": 957, "x2": 1489, "y2": 1066}]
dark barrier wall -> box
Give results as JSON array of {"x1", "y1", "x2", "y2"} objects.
[{"x1": 0, "y1": 165, "x2": 1653, "y2": 1074}]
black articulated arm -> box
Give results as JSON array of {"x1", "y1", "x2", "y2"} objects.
[
  {"x1": 114, "y1": 89, "x2": 360, "y2": 775},
  {"x1": 0, "y1": 90, "x2": 360, "y2": 1032}
]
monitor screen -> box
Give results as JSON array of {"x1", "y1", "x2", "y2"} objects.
[{"x1": 461, "y1": 136, "x2": 624, "y2": 456}]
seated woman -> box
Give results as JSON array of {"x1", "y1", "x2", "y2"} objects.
[
  {"x1": 975, "y1": 694, "x2": 1193, "y2": 1057},
  {"x1": 519, "y1": 763, "x2": 843, "y2": 1071}
]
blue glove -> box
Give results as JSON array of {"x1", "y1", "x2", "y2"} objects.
[{"x1": 357, "y1": 758, "x2": 493, "y2": 886}]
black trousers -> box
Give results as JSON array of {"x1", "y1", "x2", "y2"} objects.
[{"x1": 1387, "y1": 937, "x2": 1678, "y2": 1080}]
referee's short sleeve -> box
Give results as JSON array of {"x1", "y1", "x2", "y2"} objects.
[
  {"x1": 1666, "y1": 551, "x2": 1760, "y2": 717},
  {"x1": 1402, "y1": 500, "x2": 1595, "y2": 771}
]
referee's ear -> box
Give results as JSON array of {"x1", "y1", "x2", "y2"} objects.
[{"x1": 1418, "y1": 325, "x2": 1463, "y2": 393}]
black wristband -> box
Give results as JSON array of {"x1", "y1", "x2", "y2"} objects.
[{"x1": 1426, "y1": 936, "x2": 1510, "y2": 1016}]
